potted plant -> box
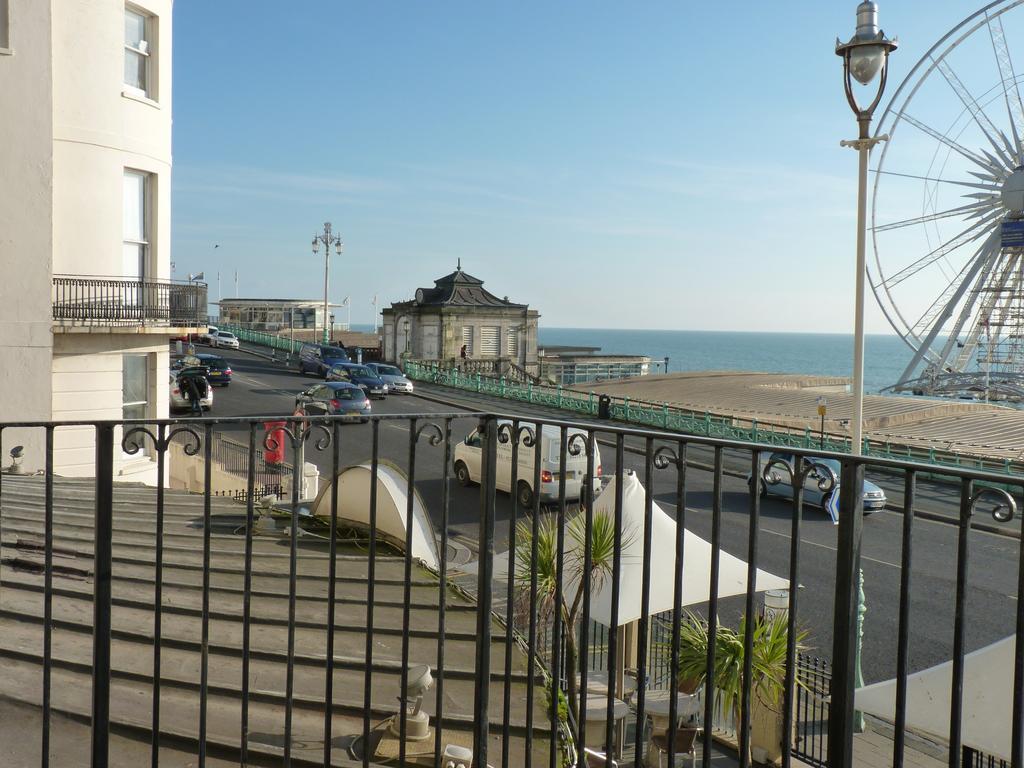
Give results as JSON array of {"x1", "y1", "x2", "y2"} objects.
[{"x1": 674, "y1": 611, "x2": 807, "y2": 765}]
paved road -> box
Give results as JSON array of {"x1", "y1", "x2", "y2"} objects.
[{"x1": 202, "y1": 346, "x2": 1022, "y2": 686}]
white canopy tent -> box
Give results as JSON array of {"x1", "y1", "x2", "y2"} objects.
[
  {"x1": 464, "y1": 471, "x2": 789, "y2": 626},
  {"x1": 310, "y1": 461, "x2": 441, "y2": 571},
  {"x1": 855, "y1": 635, "x2": 1017, "y2": 762}
]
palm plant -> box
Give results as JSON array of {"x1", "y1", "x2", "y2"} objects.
[
  {"x1": 675, "y1": 611, "x2": 808, "y2": 762},
  {"x1": 515, "y1": 508, "x2": 627, "y2": 725}
]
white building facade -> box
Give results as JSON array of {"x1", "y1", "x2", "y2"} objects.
[{"x1": 0, "y1": 0, "x2": 204, "y2": 481}]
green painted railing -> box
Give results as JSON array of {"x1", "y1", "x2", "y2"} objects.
[
  {"x1": 218, "y1": 324, "x2": 304, "y2": 354},
  {"x1": 404, "y1": 361, "x2": 1024, "y2": 480}
]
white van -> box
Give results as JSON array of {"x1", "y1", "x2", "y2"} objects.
[{"x1": 453, "y1": 420, "x2": 602, "y2": 507}]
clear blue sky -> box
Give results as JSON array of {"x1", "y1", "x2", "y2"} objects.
[{"x1": 170, "y1": 1, "x2": 983, "y2": 332}]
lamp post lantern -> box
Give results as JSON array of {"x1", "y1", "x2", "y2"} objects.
[
  {"x1": 311, "y1": 222, "x2": 343, "y2": 345},
  {"x1": 836, "y1": 1, "x2": 897, "y2": 457}
]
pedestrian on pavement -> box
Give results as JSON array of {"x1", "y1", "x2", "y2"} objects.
[{"x1": 460, "y1": 344, "x2": 467, "y2": 360}]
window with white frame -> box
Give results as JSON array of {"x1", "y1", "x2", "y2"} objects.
[
  {"x1": 122, "y1": 354, "x2": 149, "y2": 420},
  {"x1": 480, "y1": 327, "x2": 500, "y2": 357},
  {"x1": 124, "y1": 7, "x2": 152, "y2": 96},
  {"x1": 123, "y1": 170, "x2": 149, "y2": 280},
  {"x1": 506, "y1": 327, "x2": 519, "y2": 358}
]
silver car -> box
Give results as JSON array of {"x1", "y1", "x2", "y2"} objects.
[
  {"x1": 748, "y1": 452, "x2": 887, "y2": 523},
  {"x1": 366, "y1": 362, "x2": 414, "y2": 394}
]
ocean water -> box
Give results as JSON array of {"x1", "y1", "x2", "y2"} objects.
[{"x1": 537, "y1": 328, "x2": 917, "y2": 395}]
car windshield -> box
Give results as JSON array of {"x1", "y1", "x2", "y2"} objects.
[
  {"x1": 331, "y1": 387, "x2": 365, "y2": 401},
  {"x1": 348, "y1": 366, "x2": 373, "y2": 376},
  {"x1": 376, "y1": 365, "x2": 402, "y2": 376},
  {"x1": 322, "y1": 347, "x2": 346, "y2": 357},
  {"x1": 198, "y1": 357, "x2": 228, "y2": 369}
]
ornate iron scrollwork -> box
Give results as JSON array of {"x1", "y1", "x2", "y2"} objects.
[
  {"x1": 653, "y1": 445, "x2": 682, "y2": 470},
  {"x1": 760, "y1": 455, "x2": 838, "y2": 498},
  {"x1": 122, "y1": 425, "x2": 202, "y2": 455},
  {"x1": 969, "y1": 486, "x2": 1017, "y2": 523},
  {"x1": 567, "y1": 432, "x2": 590, "y2": 456},
  {"x1": 415, "y1": 422, "x2": 444, "y2": 446}
]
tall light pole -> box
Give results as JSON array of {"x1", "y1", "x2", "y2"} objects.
[
  {"x1": 311, "y1": 222, "x2": 343, "y2": 344},
  {"x1": 836, "y1": 1, "x2": 897, "y2": 457},
  {"x1": 836, "y1": 1, "x2": 896, "y2": 737}
]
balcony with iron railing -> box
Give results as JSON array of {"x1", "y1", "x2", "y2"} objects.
[
  {"x1": 51, "y1": 274, "x2": 208, "y2": 329},
  {"x1": 0, "y1": 412, "x2": 1020, "y2": 767}
]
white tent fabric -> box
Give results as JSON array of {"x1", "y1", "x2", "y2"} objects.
[
  {"x1": 855, "y1": 635, "x2": 1016, "y2": 762},
  {"x1": 464, "y1": 471, "x2": 788, "y2": 626},
  {"x1": 311, "y1": 462, "x2": 440, "y2": 571}
]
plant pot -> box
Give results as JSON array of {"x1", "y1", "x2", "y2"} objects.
[
  {"x1": 677, "y1": 676, "x2": 703, "y2": 695},
  {"x1": 749, "y1": 690, "x2": 793, "y2": 766}
]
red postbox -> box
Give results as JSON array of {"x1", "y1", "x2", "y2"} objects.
[{"x1": 263, "y1": 420, "x2": 287, "y2": 466}]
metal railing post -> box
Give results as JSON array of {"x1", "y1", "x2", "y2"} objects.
[
  {"x1": 92, "y1": 423, "x2": 115, "y2": 768},
  {"x1": 473, "y1": 415, "x2": 497, "y2": 766},
  {"x1": 828, "y1": 459, "x2": 865, "y2": 768}
]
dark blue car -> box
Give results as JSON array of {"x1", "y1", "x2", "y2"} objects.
[
  {"x1": 298, "y1": 343, "x2": 349, "y2": 377},
  {"x1": 326, "y1": 362, "x2": 388, "y2": 399}
]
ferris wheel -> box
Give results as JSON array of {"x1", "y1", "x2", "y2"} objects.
[{"x1": 871, "y1": 0, "x2": 1024, "y2": 400}]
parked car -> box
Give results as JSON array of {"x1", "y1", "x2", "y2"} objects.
[
  {"x1": 748, "y1": 452, "x2": 887, "y2": 523},
  {"x1": 194, "y1": 353, "x2": 232, "y2": 386},
  {"x1": 169, "y1": 368, "x2": 213, "y2": 412},
  {"x1": 365, "y1": 362, "x2": 414, "y2": 394},
  {"x1": 294, "y1": 381, "x2": 371, "y2": 422},
  {"x1": 298, "y1": 343, "x2": 350, "y2": 377},
  {"x1": 453, "y1": 420, "x2": 601, "y2": 507},
  {"x1": 326, "y1": 362, "x2": 387, "y2": 399},
  {"x1": 211, "y1": 331, "x2": 239, "y2": 349}
]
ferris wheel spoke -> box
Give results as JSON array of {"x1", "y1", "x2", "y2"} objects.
[
  {"x1": 901, "y1": 113, "x2": 1003, "y2": 174},
  {"x1": 880, "y1": 209, "x2": 1003, "y2": 289},
  {"x1": 986, "y1": 11, "x2": 1024, "y2": 160},
  {"x1": 871, "y1": 168, "x2": 1002, "y2": 190},
  {"x1": 872, "y1": 201, "x2": 993, "y2": 233},
  {"x1": 934, "y1": 57, "x2": 1017, "y2": 164}
]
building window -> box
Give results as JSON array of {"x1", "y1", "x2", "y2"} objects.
[
  {"x1": 123, "y1": 170, "x2": 149, "y2": 280},
  {"x1": 480, "y1": 327, "x2": 500, "y2": 358},
  {"x1": 124, "y1": 7, "x2": 152, "y2": 96},
  {"x1": 506, "y1": 327, "x2": 519, "y2": 358},
  {"x1": 122, "y1": 354, "x2": 149, "y2": 420},
  {"x1": 461, "y1": 326, "x2": 473, "y2": 356}
]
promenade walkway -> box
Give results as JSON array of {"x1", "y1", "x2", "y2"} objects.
[{"x1": 582, "y1": 372, "x2": 1024, "y2": 462}]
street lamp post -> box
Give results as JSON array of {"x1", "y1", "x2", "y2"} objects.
[
  {"x1": 836, "y1": 2, "x2": 897, "y2": 457},
  {"x1": 835, "y1": 1, "x2": 896, "y2": 741},
  {"x1": 311, "y1": 222, "x2": 343, "y2": 345},
  {"x1": 817, "y1": 396, "x2": 828, "y2": 449}
]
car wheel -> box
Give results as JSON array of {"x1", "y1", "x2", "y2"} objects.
[
  {"x1": 517, "y1": 480, "x2": 534, "y2": 508},
  {"x1": 454, "y1": 461, "x2": 471, "y2": 487}
]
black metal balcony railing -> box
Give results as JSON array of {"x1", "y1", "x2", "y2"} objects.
[
  {"x1": 51, "y1": 275, "x2": 208, "y2": 326},
  {"x1": 0, "y1": 412, "x2": 1022, "y2": 768}
]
